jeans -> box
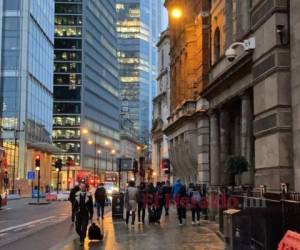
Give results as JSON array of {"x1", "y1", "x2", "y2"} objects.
[
  {"x1": 75, "y1": 213, "x2": 89, "y2": 242},
  {"x1": 138, "y1": 202, "x2": 145, "y2": 223},
  {"x1": 177, "y1": 207, "x2": 186, "y2": 224},
  {"x1": 126, "y1": 210, "x2": 136, "y2": 225},
  {"x1": 191, "y1": 204, "x2": 201, "y2": 222},
  {"x1": 96, "y1": 202, "x2": 105, "y2": 219}
]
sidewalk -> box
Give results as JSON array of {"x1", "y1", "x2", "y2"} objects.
[{"x1": 60, "y1": 207, "x2": 224, "y2": 250}]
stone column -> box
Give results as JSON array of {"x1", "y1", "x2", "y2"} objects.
[
  {"x1": 234, "y1": 116, "x2": 241, "y2": 155},
  {"x1": 220, "y1": 109, "x2": 230, "y2": 186},
  {"x1": 241, "y1": 94, "x2": 254, "y2": 184},
  {"x1": 210, "y1": 112, "x2": 220, "y2": 186}
]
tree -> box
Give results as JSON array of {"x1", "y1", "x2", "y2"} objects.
[{"x1": 225, "y1": 155, "x2": 249, "y2": 186}]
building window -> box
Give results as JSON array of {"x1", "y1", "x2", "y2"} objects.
[
  {"x1": 214, "y1": 27, "x2": 221, "y2": 63},
  {"x1": 4, "y1": 0, "x2": 20, "y2": 11}
]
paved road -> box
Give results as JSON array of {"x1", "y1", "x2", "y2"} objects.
[
  {"x1": 61, "y1": 208, "x2": 224, "y2": 250},
  {"x1": 1, "y1": 200, "x2": 224, "y2": 250},
  {"x1": 0, "y1": 198, "x2": 71, "y2": 249}
]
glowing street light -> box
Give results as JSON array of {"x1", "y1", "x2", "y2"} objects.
[
  {"x1": 171, "y1": 7, "x2": 183, "y2": 19},
  {"x1": 105, "y1": 140, "x2": 109, "y2": 146},
  {"x1": 111, "y1": 149, "x2": 116, "y2": 155},
  {"x1": 88, "y1": 140, "x2": 93, "y2": 145},
  {"x1": 97, "y1": 150, "x2": 102, "y2": 154},
  {"x1": 137, "y1": 146, "x2": 141, "y2": 151},
  {"x1": 82, "y1": 128, "x2": 89, "y2": 135}
]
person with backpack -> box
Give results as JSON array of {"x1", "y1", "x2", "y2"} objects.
[
  {"x1": 94, "y1": 183, "x2": 107, "y2": 221},
  {"x1": 73, "y1": 182, "x2": 94, "y2": 245},
  {"x1": 69, "y1": 184, "x2": 80, "y2": 222},
  {"x1": 190, "y1": 184, "x2": 201, "y2": 225},
  {"x1": 125, "y1": 181, "x2": 139, "y2": 227},
  {"x1": 137, "y1": 182, "x2": 146, "y2": 224}
]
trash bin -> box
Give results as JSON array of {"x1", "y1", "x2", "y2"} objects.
[{"x1": 112, "y1": 192, "x2": 124, "y2": 219}]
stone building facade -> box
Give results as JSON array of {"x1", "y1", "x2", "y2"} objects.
[
  {"x1": 203, "y1": 0, "x2": 295, "y2": 190},
  {"x1": 163, "y1": 0, "x2": 210, "y2": 184},
  {"x1": 152, "y1": 30, "x2": 171, "y2": 181}
]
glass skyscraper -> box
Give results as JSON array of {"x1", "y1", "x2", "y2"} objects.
[
  {"x1": 0, "y1": 0, "x2": 55, "y2": 182},
  {"x1": 53, "y1": 0, "x2": 120, "y2": 172},
  {"x1": 116, "y1": 0, "x2": 163, "y2": 144}
]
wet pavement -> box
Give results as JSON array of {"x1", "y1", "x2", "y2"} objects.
[{"x1": 60, "y1": 208, "x2": 224, "y2": 250}]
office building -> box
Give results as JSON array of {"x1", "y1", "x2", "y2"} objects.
[
  {"x1": 53, "y1": 0, "x2": 120, "y2": 178},
  {"x1": 0, "y1": 0, "x2": 56, "y2": 193},
  {"x1": 116, "y1": 0, "x2": 163, "y2": 144}
]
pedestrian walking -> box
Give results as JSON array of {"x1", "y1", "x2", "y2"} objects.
[
  {"x1": 176, "y1": 185, "x2": 189, "y2": 226},
  {"x1": 171, "y1": 179, "x2": 183, "y2": 200},
  {"x1": 162, "y1": 181, "x2": 172, "y2": 216},
  {"x1": 73, "y1": 182, "x2": 94, "y2": 245},
  {"x1": 125, "y1": 181, "x2": 138, "y2": 227},
  {"x1": 155, "y1": 182, "x2": 164, "y2": 223},
  {"x1": 137, "y1": 182, "x2": 146, "y2": 224},
  {"x1": 94, "y1": 183, "x2": 107, "y2": 220},
  {"x1": 147, "y1": 182, "x2": 157, "y2": 223},
  {"x1": 69, "y1": 184, "x2": 80, "y2": 222},
  {"x1": 190, "y1": 184, "x2": 201, "y2": 225}
]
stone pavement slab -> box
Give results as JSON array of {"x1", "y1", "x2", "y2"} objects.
[{"x1": 61, "y1": 208, "x2": 224, "y2": 250}]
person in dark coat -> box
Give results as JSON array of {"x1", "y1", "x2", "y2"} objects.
[
  {"x1": 137, "y1": 182, "x2": 146, "y2": 224},
  {"x1": 162, "y1": 181, "x2": 172, "y2": 216},
  {"x1": 73, "y1": 182, "x2": 94, "y2": 245},
  {"x1": 69, "y1": 184, "x2": 80, "y2": 222},
  {"x1": 94, "y1": 183, "x2": 107, "y2": 220}
]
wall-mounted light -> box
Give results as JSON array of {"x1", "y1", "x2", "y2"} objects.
[{"x1": 276, "y1": 24, "x2": 288, "y2": 45}]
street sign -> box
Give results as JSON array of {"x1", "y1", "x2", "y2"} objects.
[
  {"x1": 27, "y1": 171, "x2": 35, "y2": 180},
  {"x1": 118, "y1": 158, "x2": 133, "y2": 171}
]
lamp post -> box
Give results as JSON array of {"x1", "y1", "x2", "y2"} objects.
[
  {"x1": 97, "y1": 150, "x2": 101, "y2": 182},
  {"x1": 56, "y1": 167, "x2": 60, "y2": 194},
  {"x1": 111, "y1": 149, "x2": 116, "y2": 172}
]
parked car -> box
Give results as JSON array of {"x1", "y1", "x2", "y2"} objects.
[
  {"x1": 57, "y1": 191, "x2": 70, "y2": 201},
  {"x1": 46, "y1": 192, "x2": 57, "y2": 201}
]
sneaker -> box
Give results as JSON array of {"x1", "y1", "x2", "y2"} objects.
[
  {"x1": 192, "y1": 221, "x2": 195, "y2": 225},
  {"x1": 138, "y1": 221, "x2": 142, "y2": 224},
  {"x1": 197, "y1": 220, "x2": 200, "y2": 225},
  {"x1": 131, "y1": 224, "x2": 135, "y2": 228},
  {"x1": 178, "y1": 223, "x2": 183, "y2": 226}
]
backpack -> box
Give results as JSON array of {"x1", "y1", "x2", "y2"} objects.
[
  {"x1": 95, "y1": 187, "x2": 106, "y2": 202},
  {"x1": 88, "y1": 223, "x2": 103, "y2": 241},
  {"x1": 191, "y1": 191, "x2": 201, "y2": 204}
]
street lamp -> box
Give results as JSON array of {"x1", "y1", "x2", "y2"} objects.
[
  {"x1": 55, "y1": 167, "x2": 59, "y2": 194},
  {"x1": 82, "y1": 128, "x2": 97, "y2": 187},
  {"x1": 171, "y1": 7, "x2": 183, "y2": 19},
  {"x1": 111, "y1": 149, "x2": 116, "y2": 171},
  {"x1": 97, "y1": 150, "x2": 101, "y2": 181}
]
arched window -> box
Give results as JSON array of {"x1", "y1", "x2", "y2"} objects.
[{"x1": 214, "y1": 27, "x2": 221, "y2": 63}]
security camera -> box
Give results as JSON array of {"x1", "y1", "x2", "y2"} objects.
[{"x1": 225, "y1": 47, "x2": 237, "y2": 62}]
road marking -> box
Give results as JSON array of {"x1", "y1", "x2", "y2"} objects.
[
  {"x1": 0, "y1": 216, "x2": 55, "y2": 234},
  {"x1": 49, "y1": 233, "x2": 78, "y2": 250},
  {"x1": 0, "y1": 233, "x2": 8, "y2": 237}
]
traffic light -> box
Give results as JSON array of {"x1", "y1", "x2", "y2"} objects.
[
  {"x1": 55, "y1": 158, "x2": 63, "y2": 171},
  {"x1": 133, "y1": 159, "x2": 138, "y2": 173},
  {"x1": 35, "y1": 155, "x2": 40, "y2": 167}
]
